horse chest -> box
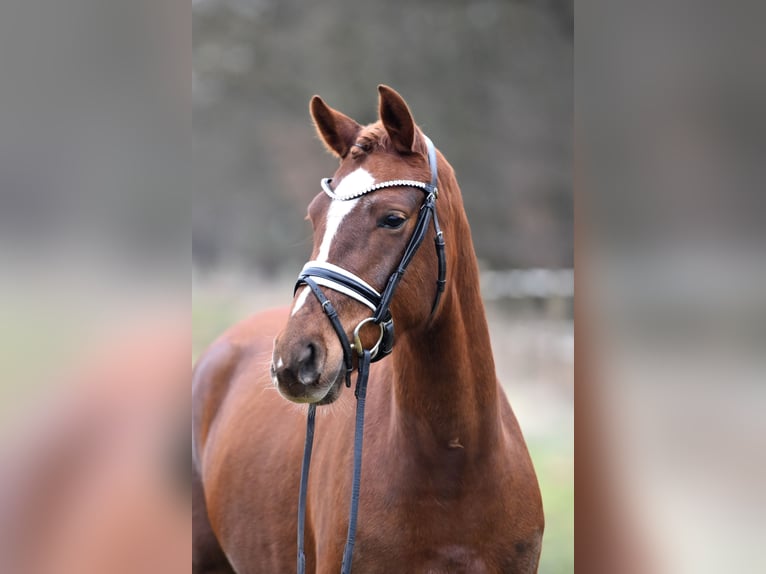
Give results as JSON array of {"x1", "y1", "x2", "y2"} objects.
[
  {"x1": 313, "y1": 492, "x2": 530, "y2": 573},
  {"x1": 343, "y1": 537, "x2": 539, "y2": 574},
  {"x1": 332, "y1": 469, "x2": 541, "y2": 573},
  {"x1": 419, "y1": 545, "x2": 492, "y2": 573},
  {"x1": 348, "y1": 544, "x2": 492, "y2": 574},
  {"x1": 340, "y1": 537, "x2": 541, "y2": 574}
]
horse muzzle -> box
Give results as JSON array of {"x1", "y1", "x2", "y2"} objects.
[{"x1": 271, "y1": 337, "x2": 344, "y2": 404}]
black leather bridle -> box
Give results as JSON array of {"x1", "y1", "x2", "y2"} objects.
[{"x1": 294, "y1": 135, "x2": 446, "y2": 574}]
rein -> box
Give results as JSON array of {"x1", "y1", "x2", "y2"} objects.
[{"x1": 294, "y1": 135, "x2": 445, "y2": 574}]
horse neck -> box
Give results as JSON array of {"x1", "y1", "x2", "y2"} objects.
[{"x1": 389, "y1": 205, "x2": 502, "y2": 458}]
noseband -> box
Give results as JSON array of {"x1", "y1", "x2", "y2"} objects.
[{"x1": 293, "y1": 135, "x2": 446, "y2": 574}]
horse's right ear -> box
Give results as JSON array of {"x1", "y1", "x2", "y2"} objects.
[{"x1": 310, "y1": 96, "x2": 362, "y2": 158}]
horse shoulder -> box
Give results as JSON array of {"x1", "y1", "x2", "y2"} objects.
[{"x1": 193, "y1": 307, "x2": 304, "y2": 573}]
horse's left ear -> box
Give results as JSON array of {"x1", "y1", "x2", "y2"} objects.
[
  {"x1": 378, "y1": 85, "x2": 415, "y2": 154},
  {"x1": 310, "y1": 95, "x2": 362, "y2": 158}
]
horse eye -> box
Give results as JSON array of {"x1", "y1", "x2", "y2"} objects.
[{"x1": 379, "y1": 214, "x2": 407, "y2": 229}]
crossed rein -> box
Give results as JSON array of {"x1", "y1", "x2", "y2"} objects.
[{"x1": 293, "y1": 135, "x2": 446, "y2": 574}]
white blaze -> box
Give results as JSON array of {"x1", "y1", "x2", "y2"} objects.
[
  {"x1": 291, "y1": 168, "x2": 375, "y2": 316},
  {"x1": 315, "y1": 168, "x2": 375, "y2": 261},
  {"x1": 291, "y1": 288, "x2": 311, "y2": 317}
]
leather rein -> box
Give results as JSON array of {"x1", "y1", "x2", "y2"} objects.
[{"x1": 294, "y1": 135, "x2": 446, "y2": 574}]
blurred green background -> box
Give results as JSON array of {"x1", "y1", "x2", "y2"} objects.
[{"x1": 193, "y1": 0, "x2": 572, "y2": 571}]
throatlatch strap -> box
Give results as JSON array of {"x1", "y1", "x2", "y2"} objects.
[
  {"x1": 432, "y1": 209, "x2": 446, "y2": 315},
  {"x1": 297, "y1": 404, "x2": 317, "y2": 574}
]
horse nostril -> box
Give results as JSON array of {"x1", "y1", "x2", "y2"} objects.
[
  {"x1": 298, "y1": 342, "x2": 315, "y2": 365},
  {"x1": 297, "y1": 342, "x2": 321, "y2": 385}
]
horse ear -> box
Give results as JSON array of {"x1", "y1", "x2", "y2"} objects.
[
  {"x1": 378, "y1": 85, "x2": 415, "y2": 154},
  {"x1": 310, "y1": 96, "x2": 362, "y2": 158}
]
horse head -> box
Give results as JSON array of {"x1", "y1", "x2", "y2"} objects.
[{"x1": 271, "y1": 86, "x2": 448, "y2": 404}]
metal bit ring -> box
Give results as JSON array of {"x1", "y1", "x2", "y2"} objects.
[{"x1": 351, "y1": 318, "x2": 385, "y2": 359}]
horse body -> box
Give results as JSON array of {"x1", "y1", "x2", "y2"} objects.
[{"x1": 193, "y1": 87, "x2": 543, "y2": 573}]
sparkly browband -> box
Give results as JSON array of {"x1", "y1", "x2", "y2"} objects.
[{"x1": 320, "y1": 178, "x2": 437, "y2": 201}]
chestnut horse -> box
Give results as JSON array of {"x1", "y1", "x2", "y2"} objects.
[{"x1": 193, "y1": 86, "x2": 544, "y2": 573}]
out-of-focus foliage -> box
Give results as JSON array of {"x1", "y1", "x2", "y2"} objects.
[{"x1": 193, "y1": 0, "x2": 573, "y2": 273}]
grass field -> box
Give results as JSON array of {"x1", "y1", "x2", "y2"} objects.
[{"x1": 193, "y1": 275, "x2": 573, "y2": 573}]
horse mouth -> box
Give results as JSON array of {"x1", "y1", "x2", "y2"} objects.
[{"x1": 271, "y1": 362, "x2": 344, "y2": 405}]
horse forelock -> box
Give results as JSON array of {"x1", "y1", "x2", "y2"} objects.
[{"x1": 349, "y1": 123, "x2": 431, "y2": 162}]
